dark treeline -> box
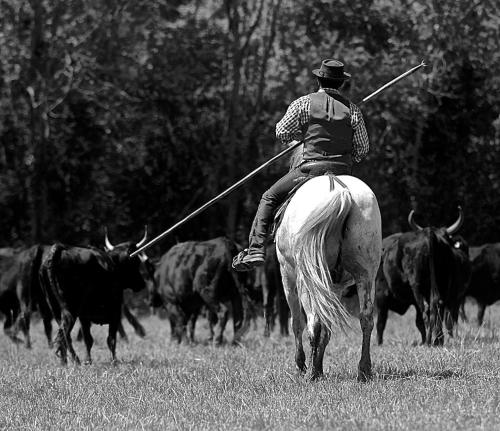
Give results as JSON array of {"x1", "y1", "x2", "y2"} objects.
[{"x1": 0, "y1": 0, "x2": 499, "y2": 256}]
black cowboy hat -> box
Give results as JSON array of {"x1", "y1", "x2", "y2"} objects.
[{"x1": 312, "y1": 59, "x2": 351, "y2": 81}]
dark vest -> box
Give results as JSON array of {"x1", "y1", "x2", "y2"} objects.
[{"x1": 302, "y1": 91, "x2": 353, "y2": 168}]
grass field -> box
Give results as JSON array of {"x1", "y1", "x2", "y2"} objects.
[{"x1": 1, "y1": 301, "x2": 500, "y2": 430}]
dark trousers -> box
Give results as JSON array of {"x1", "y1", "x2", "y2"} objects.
[{"x1": 247, "y1": 160, "x2": 351, "y2": 254}]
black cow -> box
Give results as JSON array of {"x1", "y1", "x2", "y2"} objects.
[
  {"x1": 375, "y1": 207, "x2": 470, "y2": 346},
  {"x1": 152, "y1": 237, "x2": 250, "y2": 345},
  {"x1": 465, "y1": 243, "x2": 500, "y2": 325},
  {"x1": 0, "y1": 245, "x2": 53, "y2": 348},
  {"x1": 39, "y1": 233, "x2": 148, "y2": 365},
  {"x1": 75, "y1": 288, "x2": 148, "y2": 343},
  {"x1": 0, "y1": 249, "x2": 21, "y2": 343},
  {"x1": 253, "y1": 243, "x2": 289, "y2": 337}
]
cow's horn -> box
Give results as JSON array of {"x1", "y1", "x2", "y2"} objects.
[
  {"x1": 136, "y1": 225, "x2": 148, "y2": 248},
  {"x1": 445, "y1": 206, "x2": 464, "y2": 235},
  {"x1": 104, "y1": 227, "x2": 115, "y2": 251},
  {"x1": 408, "y1": 210, "x2": 424, "y2": 231}
]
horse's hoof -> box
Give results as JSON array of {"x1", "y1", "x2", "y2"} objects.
[
  {"x1": 295, "y1": 367, "x2": 306, "y2": 378},
  {"x1": 357, "y1": 370, "x2": 372, "y2": 382},
  {"x1": 83, "y1": 359, "x2": 92, "y2": 365},
  {"x1": 307, "y1": 372, "x2": 324, "y2": 382}
]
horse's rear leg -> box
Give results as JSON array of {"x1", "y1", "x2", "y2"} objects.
[
  {"x1": 306, "y1": 318, "x2": 330, "y2": 381},
  {"x1": 281, "y1": 266, "x2": 306, "y2": 375},
  {"x1": 356, "y1": 279, "x2": 374, "y2": 382}
]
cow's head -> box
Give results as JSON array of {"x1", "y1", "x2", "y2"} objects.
[
  {"x1": 104, "y1": 226, "x2": 151, "y2": 292},
  {"x1": 408, "y1": 206, "x2": 465, "y2": 246}
]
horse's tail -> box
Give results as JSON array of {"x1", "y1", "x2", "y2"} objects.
[{"x1": 294, "y1": 180, "x2": 353, "y2": 333}]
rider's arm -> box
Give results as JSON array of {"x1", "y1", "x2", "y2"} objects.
[
  {"x1": 276, "y1": 95, "x2": 310, "y2": 146},
  {"x1": 350, "y1": 103, "x2": 369, "y2": 163}
]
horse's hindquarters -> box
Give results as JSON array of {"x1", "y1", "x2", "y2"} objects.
[{"x1": 276, "y1": 175, "x2": 382, "y2": 381}]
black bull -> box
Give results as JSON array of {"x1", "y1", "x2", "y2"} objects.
[
  {"x1": 152, "y1": 237, "x2": 250, "y2": 344},
  {"x1": 0, "y1": 245, "x2": 53, "y2": 348},
  {"x1": 39, "y1": 239, "x2": 148, "y2": 365},
  {"x1": 253, "y1": 243, "x2": 289, "y2": 337},
  {"x1": 375, "y1": 208, "x2": 471, "y2": 345},
  {"x1": 465, "y1": 243, "x2": 500, "y2": 325}
]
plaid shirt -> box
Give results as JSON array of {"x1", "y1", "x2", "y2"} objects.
[{"x1": 276, "y1": 89, "x2": 369, "y2": 163}]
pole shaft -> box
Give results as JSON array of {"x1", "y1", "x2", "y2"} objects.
[
  {"x1": 361, "y1": 61, "x2": 426, "y2": 104},
  {"x1": 131, "y1": 140, "x2": 302, "y2": 256},
  {"x1": 131, "y1": 61, "x2": 426, "y2": 257}
]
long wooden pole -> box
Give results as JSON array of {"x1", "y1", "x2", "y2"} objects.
[{"x1": 131, "y1": 61, "x2": 426, "y2": 257}]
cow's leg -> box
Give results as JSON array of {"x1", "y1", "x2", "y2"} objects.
[
  {"x1": 42, "y1": 316, "x2": 53, "y2": 347},
  {"x1": 207, "y1": 310, "x2": 217, "y2": 342},
  {"x1": 37, "y1": 295, "x2": 53, "y2": 347},
  {"x1": 187, "y1": 309, "x2": 199, "y2": 343},
  {"x1": 3, "y1": 306, "x2": 22, "y2": 345},
  {"x1": 376, "y1": 303, "x2": 388, "y2": 346},
  {"x1": 13, "y1": 304, "x2": 32, "y2": 349},
  {"x1": 107, "y1": 320, "x2": 119, "y2": 364},
  {"x1": 277, "y1": 288, "x2": 290, "y2": 336},
  {"x1": 414, "y1": 306, "x2": 426, "y2": 345},
  {"x1": 262, "y1": 275, "x2": 275, "y2": 337},
  {"x1": 459, "y1": 301, "x2": 467, "y2": 322},
  {"x1": 167, "y1": 305, "x2": 186, "y2": 343},
  {"x1": 356, "y1": 278, "x2": 374, "y2": 382},
  {"x1": 231, "y1": 295, "x2": 244, "y2": 345},
  {"x1": 80, "y1": 318, "x2": 93, "y2": 365},
  {"x1": 167, "y1": 311, "x2": 177, "y2": 342},
  {"x1": 212, "y1": 302, "x2": 229, "y2": 345},
  {"x1": 54, "y1": 328, "x2": 68, "y2": 365},
  {"x1": 62, "y1": 311, "x2": 79, "y2": 364},
  {"x1": 56, "y1": 311, "x2": 79, "y2": 365},
  {"x1": 477, "y1": 302, "x2": 486, "y2": 326},
  {"x1": 123, "y1": 305, "x2": 146, "y2": 338},
  {"x1": 14, "y1": 277, "x2": 32, "y2": 349},
  {"x1": 413, "y1": 295, "x2": 431, "y2": 345},
  {"x1": 281, "y1": 265, "x2": 306, "y2": 375},
  {"x1": 430, "y1": 296, "x2": 445, "y2": 346},
  {"x1": 3, "y1": 309, "x2": 21, "y2": 344},
  {"x1": 444, "y1": 310, "x2": 454, "y2": 338},
  {"x1": 117, "y1": 319, "x2": 128, "y2": 342},
  {"x1": 20, "y1": 311, "x2": 31, "y2": 349}
]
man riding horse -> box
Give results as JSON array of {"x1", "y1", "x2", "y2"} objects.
[{"x1": 233, "y1": 59, "x2": 370, "y2": 271}]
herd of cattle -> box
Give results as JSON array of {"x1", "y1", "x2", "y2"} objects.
[{"x1": 0, "y1": 207, "x2": 499, "y2": 365}]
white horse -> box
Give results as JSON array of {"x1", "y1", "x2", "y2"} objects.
[{"x1": 275, "y1": 173, "x2": 382, "y2": 381}]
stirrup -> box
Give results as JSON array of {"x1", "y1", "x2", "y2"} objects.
[{"x1": 232, "y1": 249, "x2": 265, "y2": 272}]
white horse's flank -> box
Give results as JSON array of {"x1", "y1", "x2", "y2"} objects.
[{"x1": 276, "y1": 174, "x2": 382, "y2": 381}]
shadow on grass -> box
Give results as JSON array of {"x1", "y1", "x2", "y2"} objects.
[{"x1": 375, "y1": 366, "x2": 463, "y2": 380}]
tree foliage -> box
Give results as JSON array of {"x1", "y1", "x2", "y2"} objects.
[{"x1": 0, "y1": 0, "x2": 499, "y2": 253}]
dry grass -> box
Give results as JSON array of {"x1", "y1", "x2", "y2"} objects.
[{"x1": 1, "y1": 301, "x2": 500, "y2": 430}]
